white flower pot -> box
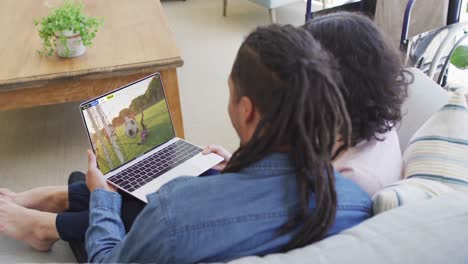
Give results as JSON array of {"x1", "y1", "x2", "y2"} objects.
[{"x1": 55, "y1": 30, "x2": 86, "y2": 58}]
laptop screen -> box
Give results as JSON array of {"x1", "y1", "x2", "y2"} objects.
[{"x1": 80, "y1": 74, "x2": 175, "y2": 174}]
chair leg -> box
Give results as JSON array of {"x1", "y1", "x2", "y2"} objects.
[
  {"x1": 223, "y1": 0, "x2": 227, "y2": 17},
  {"x1": 269, "y1": 8, "x2": 276, "y2": 23}
]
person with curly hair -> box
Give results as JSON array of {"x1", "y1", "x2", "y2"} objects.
[{"x1": 304, "y1": 12, "x2": 412, "y2": 196}]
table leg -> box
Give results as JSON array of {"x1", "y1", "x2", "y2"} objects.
[{"x1": 160, "y1": 68, "x2": 185, "y2": 138}]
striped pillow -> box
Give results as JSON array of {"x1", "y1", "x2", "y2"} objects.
[
  {"x1": 403, "y1": 91, "x2": 468, "y2": 190},
  {"x1": 373, "y1": 91, "x2": 468, "y2": 214}
]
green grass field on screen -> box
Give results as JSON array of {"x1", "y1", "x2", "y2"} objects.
[{"x1": 95, "y1": 100, "x2": 173, "y2": 174}]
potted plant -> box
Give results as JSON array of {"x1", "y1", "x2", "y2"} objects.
[
  {"x1": 34, "y1": 0, "x2": 103, "y2": 58},
  {"x1": 451, "y1": 44, "x2": 468, "y2": 70},
  {"x1": 445, "y1": 4, "x2": 468, "y2": 88}
]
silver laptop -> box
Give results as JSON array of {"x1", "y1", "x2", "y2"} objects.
[{"x1": 80, "y1": 73, "x2": 223, "y2": 203}]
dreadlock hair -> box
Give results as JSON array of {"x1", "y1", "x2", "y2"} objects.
[
  {"x1": 303, "y1": 12, "x2": 411, "y2": 146},
  {"x1": 222, "y1": 24, "x2": 352, "y2": 251}
]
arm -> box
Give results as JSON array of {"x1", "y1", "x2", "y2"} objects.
[
  {"x1": 85, "y1": 190, "x2": 174, "y2": 263},
  {"x1": 85, "y1": 189, "x2": 125, "y2": 262},
  {"x1": 84, "y1": 150, "x2": 174, "y2": 263}
]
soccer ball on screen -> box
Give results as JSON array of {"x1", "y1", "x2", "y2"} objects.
[{"x1": 124, "y1": 117, "x2": 139, "y2": 138}]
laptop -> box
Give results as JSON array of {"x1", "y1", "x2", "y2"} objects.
[{"x1": 80, "y1": 73, "x2": 223, "y2": 203}]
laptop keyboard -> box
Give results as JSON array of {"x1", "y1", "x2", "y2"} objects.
[{"x1": 108, "y1": 140, "x2": 203, "y2": 192}]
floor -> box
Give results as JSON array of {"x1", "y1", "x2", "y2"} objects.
[{"x1": 0, "y1": 0, "x2": 309, "y2": 191}]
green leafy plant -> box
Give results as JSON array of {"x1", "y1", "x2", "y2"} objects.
[
  {"x1": 450, "y1": 45, "x2": 468, "y2": 70},
  {"x1": 448, "y1": 3, "x2": 468, "y2": 70},
  {"x1": 34, "y1": 0, "x2": 103, "y2": 56}
]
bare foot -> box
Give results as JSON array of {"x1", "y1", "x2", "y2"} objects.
[
  {"x1": 0, "y1": 186, "x2": 68, "y2": 213},
  {"x1": 0, "y1": 188, "x2": 16, "y2": 202},
  {"x1": 0, "y1": 198, "x2": 60, "y2": 251}
]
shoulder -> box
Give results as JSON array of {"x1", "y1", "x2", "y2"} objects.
[
  {"x1": 327, "y1": 172, "x2": 373, "y2": 236},
  {"x1": 144, "y1": 173, "x2": 293, "y2": 262},
  {"x1": 337, "y1": 130, "x2": 401, "y2": 166},
  {"x1": 334, "y1": 172, "x2": 372, "y2": 211},
  {"x1": 334, "y1": 129, "x2": 402, "y2": 195},
  {"x1": 146, "y1": 172, "x2": 279, "y2": 223},
  {"x1": 146, "y1": 170, "x2": 302, "y2": 234},
  {"x1": 151, "y1": 172, "x2": 253, "y2": 203}
]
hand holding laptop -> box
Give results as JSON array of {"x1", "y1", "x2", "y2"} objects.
[{"x1": 86, "y1": 150, "x2": 117, "y2": 193}]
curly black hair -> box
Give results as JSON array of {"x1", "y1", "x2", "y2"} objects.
[{"x1": 304, "y1": 12, "x2": 412, "y2": 146}]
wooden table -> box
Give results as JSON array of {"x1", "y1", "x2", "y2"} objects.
[{"x1": 0, "y1": 0, "x2": 185, "y2": 137}]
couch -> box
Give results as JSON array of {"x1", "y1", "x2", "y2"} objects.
[
  {"x1": 1, "y1": 68, "x2": 467, "y2": 263},
  {"x1": 229, "y1": 68, "x2": 468, "y2": 264},
  {"x1": 230, "y1": 192, "x2": 468, "y2": 264}
]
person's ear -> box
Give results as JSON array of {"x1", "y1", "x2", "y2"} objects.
[{"x1": 238, "y1": 96, "x2": 255, "y2": 124}]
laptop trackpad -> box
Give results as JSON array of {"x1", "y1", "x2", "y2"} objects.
[
  {"x1": 187, "y1": 153, "x2": 223, "y2": 171},
  {"x1": 132, "y1": 162, "x2": 200, "y2": 203},
  {"x1": 132, "y1": 153, "x2": 223, "y2": 203}
]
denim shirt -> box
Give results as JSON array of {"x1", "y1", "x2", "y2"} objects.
[{"x1": 86, "y1": 153, "x2": 372, "y2": 263}]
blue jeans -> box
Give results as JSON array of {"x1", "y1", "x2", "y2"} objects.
[
  {"x1": 56, "y1": 169, "x2": 220, "y2": 242},
  {"x1": 56, "y1": 178, "x2": 145, "y2": 242}
]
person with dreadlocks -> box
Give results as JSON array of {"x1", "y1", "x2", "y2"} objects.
[
  {"x1": 0, "y1": 24, "x2": 371, "y2": 263},
  {"x1": 303, "y1": 13, "x2": 411, "y2": 196}
]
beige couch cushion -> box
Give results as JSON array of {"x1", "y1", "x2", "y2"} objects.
[{"x1": 397, "y1": 68, "x2": 450, "y2": 151}]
